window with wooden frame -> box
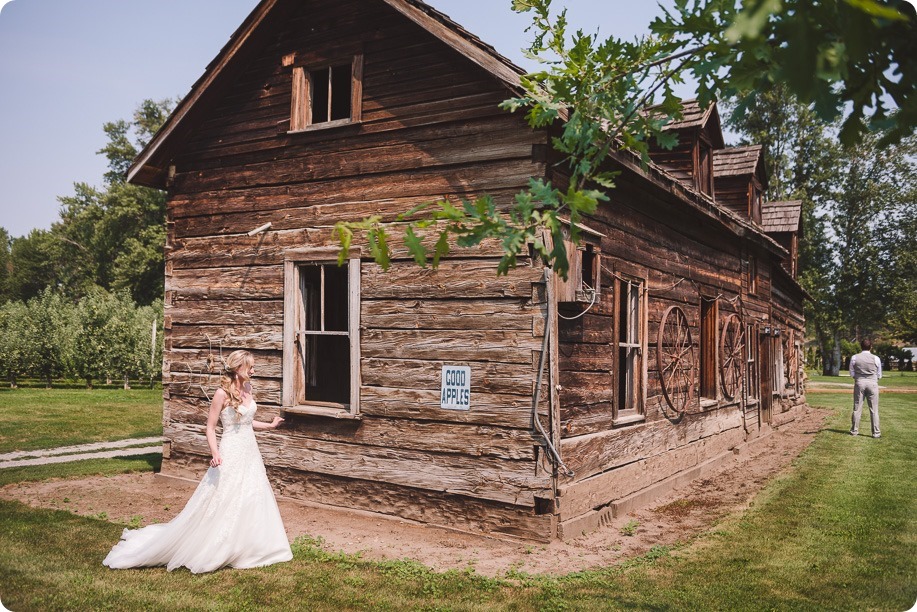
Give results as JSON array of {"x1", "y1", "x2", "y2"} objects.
[
  {"x1": 696, "y1": 138, "x2": 714, "y2": 196},
  {"x1": 749, "y1": 184, "x2": 763, "y2": 224},
  {"x1": 773, "y1": 333, "x2": 786, "y2": 397},
  {"x1": 613, "y1": 276, "x2": 645, "y2": 423},
  {"x1": 282, "y1": 257, "x2": 361, "y2": 418},
  {"x1": 289, "y1": 54, "x2": 363, "y2": 132},
  {"x1": 745, "y1": 323, "x2": 760, "y2": 403},
  {"x1": 747, "y1": 256, "x2": 758, "y2": 295},
  {"x1": 700, "y1": 297, "x2": 718, "y2": 399}
]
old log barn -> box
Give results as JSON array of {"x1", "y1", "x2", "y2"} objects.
[{"x1": 129, "y1": 0, "x2": 808, "y2": 541}]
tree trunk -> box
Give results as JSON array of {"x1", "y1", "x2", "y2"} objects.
[
  {"x1": 124, "y1": 374, "x2": 131, "y2": 390},
  {"x1": 9, "y1": 374, "x2": 16, "y2": 389},
  {"x1": 830, "y1": 332, "x2": 842, "y2": 377},
  {"x1": 46, "y1": 374, "x2": 52, "y2": 389},
  {"x1": 86, "y1": 377, "x2": 93, "y2": 389}
]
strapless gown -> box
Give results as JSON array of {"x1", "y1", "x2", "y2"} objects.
[{"x1": 103, "y1": 401, "x2": 292, "y2": 573}]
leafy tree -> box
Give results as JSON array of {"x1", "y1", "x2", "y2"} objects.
[
  {"x1": 0, "y1": 227, "x2": 10, "y2": 303},
  {"x1": 0, "y1": 301, "x2": 30, "y2": 387},
  {"x1": 22, "y1": 290, "x2": 71, "y2": 387},
  {"x1": 830, "y1": 134, "x2": 917, "y2": 342},
  {"x1": 7, "y1": 229, "x2": 63, "y2": 302},
  {"x1": 879, "y1": 178, "x2": 917, "y2": 343},
  {"x1": 135, "y1": 299, "x2": 165, "y2": 386},
  {"x1": 337, "y1": 0, "x2": 916, "y2": 278},
  {"x1": 73, "y1": 288, "x2": 117, "y2": 388}
]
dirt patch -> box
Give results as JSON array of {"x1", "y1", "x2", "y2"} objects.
[{"x1": 0, "y1": 405, "x2": 829, "y2": 577}]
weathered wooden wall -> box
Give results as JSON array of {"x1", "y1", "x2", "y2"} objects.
[
  {"x1": 550, "y1": 147, "x2": 807, "y2": 534},
  {"x1": 152, "y1": 0, "x2": 808, "y2": 541},
  {"x1": 160, "y1": 0, "x2": 558, "y2": 540}
]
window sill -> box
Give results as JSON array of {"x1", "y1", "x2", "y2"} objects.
[
  {"x1": 699, "y1": 398, "x2": 719, "y2": 409},
  {"x1": 282, "y1": 403, "x2": 361, "y2": 420},
  {"x1": 287, "y1": 118, "x2": 359, "y2": 134},
  {"x1": 613, "y1": 413, "x2": 645, "y2": 427}
]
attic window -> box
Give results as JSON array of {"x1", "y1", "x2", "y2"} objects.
[{"x1": 290, "y1": 55, "x2": 363, "y2": 132}]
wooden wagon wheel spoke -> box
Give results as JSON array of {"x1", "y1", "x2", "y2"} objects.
[
  {"x1": 657, "y1": 305, "x2": 696, "y2": 420},
  {"x1": 719, "y1": 313, "x2": 744, "y2": 400}
]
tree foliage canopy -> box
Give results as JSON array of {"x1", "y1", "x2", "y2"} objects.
[{"x1": 336, "y1": 0, "x2": 915, "y2": 280}]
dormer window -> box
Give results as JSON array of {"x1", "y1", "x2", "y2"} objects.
[
  {"x1": 288, "y1": 54, "x2": 363, "y2": 132},
  {"x1": 697, "y1": 138, "x2": 714, "y2": 196}
]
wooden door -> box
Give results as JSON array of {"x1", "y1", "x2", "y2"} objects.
[{"x1": 759, "y1": 333, "x2": 772, "y2": 424}]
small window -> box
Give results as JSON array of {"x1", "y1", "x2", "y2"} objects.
[
  {"x1": 747, "y1": 256, "x2": 758, "y2": 295},
  {"x1": 750, "y1": 186, "x2": 763, "y2": 224},
  {"x1": 290, "y1": 55, "x2": 363, "y2": 131},
  {"x1": 283, "y1": 258, "x2": 361, "y2": 416},
  {"x1": 614, "y1": 277, "x2": 644, "y2": 421},
  {"x1": 700, "y1": 297, "x2": 718, "y2": 399},
  {"x1": 745, "y1": 323, "x2": 760, "y2": 402},
  {"x1": 773, "y1": 334, "x2": 785, "y2": 397},
  {"x1": 697, "y1": 140, "x2": 714, "y2": 196}
]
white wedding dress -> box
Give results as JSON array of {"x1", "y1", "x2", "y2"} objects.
[{"x1": 103, "y1": 401, "x2": 293, "y2": 573}]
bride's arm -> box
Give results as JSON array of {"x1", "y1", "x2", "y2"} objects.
[
  {"x1": 206, "y1": 389, "x2": 227, "y2": 467},
  {"x1": 253, "y1": 417, "x2": 284, "y2": 431}
]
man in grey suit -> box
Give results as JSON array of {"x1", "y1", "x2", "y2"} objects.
[{"x1": 849, "y1": 338, "x2": 882, "y2": 438}]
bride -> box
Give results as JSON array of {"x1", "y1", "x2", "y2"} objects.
[{"x1": 104, "y1": 350, "x2": 293, "y2": 573}]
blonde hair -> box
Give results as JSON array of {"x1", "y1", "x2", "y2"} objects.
[{"x1": 219, "y1": 350, "x2": 254, "y2": 418}]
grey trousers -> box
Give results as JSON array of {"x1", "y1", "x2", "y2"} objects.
[{"x1": 851, "y1": 378, "x2": 880, "y2": 436}]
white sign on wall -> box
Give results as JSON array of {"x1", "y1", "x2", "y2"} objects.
[{"x1": 440, "y1": 365, "x2": 471, "y2": 411}]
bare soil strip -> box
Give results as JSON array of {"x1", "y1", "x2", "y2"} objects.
[{"x1": 0, "y1": 406, "x2": 829, "y2": 576}]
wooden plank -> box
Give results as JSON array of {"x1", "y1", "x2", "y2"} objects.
[
  {"x1": 362, "y1": 259, "x2": 541, "y2": 299},
  {"x1": 169, "y1": 300, "x2": 283, "y2": 326},
  {"x1": 161, "y1": 452, "x2": 554, "y2": 542},
  {"x1": 169, "y1": 324, "x2": 282, "y2": 351},
  {"x1": 362, "y1": 329, "x2": 541, "y2": 364},
  {"x1": 169, "y1": 266, "x2": 283, "y2": 300},
  {"x1": 169, "y1": 158, "x2": 539, "y2": 220},
  {"x1": 166, "y1": 395, "x2": 537, "y2": 460},
  {"x1": 362, "y1": 357, "x2": 536, "y2": 396},
  {"x1": 166, "y1": 423, "x2": 549, "y2": 506},
  {"x1": 172, "y1": 126, "x2": 539, "y2": 193},
  {"x1": 558, "y1": 407, "x2": 744, "y2": 485},
  {"x1": 166, "y1": 347, "x2": 282, "y2": 378},
  {"x1": 362, "y1": 298, "x2": 536, "y2": 330},
  {"x1": 360, "y1": 386, "x2": 535, "y2": 429}
]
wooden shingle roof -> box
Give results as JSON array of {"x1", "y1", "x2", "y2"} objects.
[
  {"x1": 646, "y1": 99, "x2": 725, "y2": 148},
  {"x1": 713, "y1": 145, "x2": 762, "y2": 175},
  {"x1": 761, "y1": 200, "x2": 802, "y2": 233}
]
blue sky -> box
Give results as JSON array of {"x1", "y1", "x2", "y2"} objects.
[{"x1": 0, "y1": 0, "x2": 685, "y2": 238}]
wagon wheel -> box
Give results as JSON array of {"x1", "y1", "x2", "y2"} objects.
[
  {"x1": 656, "y1": 305, "x2": 696, "y2": 420},
  {"x1": 719, "y1": 313, "x2": 744, "y2": 400}
]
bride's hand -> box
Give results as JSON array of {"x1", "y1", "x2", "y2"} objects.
[
  {"x1": 271, "y1": 417, "x2": 284, "y2": 429},
  {"x1": 210, "y1": 453, "x2": 222, "y2": 467}
]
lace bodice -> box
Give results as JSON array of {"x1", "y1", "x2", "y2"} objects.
[{"x1": 220, "y1": 401, "x2": 257, "y2": 431}]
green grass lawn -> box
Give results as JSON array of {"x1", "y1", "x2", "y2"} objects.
[
  {"x1": 0, "y1": 387, "x2": 163, "y2": 453},
  {"x1": 0, "y1": 388, "x2": 914, "y2": 610},
  {"x1": 807, "y1": 369, "x2": 917, "y2": 389}
]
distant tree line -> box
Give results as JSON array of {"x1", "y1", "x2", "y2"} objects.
[
  {"x1": 0, "y1": 100, "x2": 173, "y2": 387},
  {"x1": 726, "y1": 86, "x2": 917, "y2": 374},
  {"x1": 0, "y1": 288, "x2": 163, "y2": 388}
]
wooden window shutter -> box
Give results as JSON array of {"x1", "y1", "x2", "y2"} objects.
[{"x1": 291, "y1": 66, "x2": 311, "y2": 131}]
